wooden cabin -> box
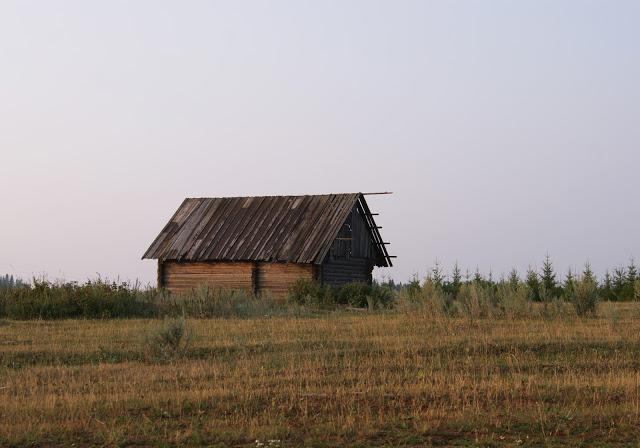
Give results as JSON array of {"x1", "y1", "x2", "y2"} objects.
[{"x1": 142, "y1": 193, "x2": 393, "y2": 296}]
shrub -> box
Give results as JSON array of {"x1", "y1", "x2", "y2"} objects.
[
  {"x1": 395, "y1": 279, "x2": 452, "y2": 316},
  {"x1": 337, "y1": 282, "x2": 371, "y2": 307},
  {"x1": 288, "y1": 279, "x2": 336, "y2": 308},
  {"x1": 288, "y1": 279, "x2": 321, "y2": 305},
  {"x1": 144, "y1": 317, "x2": 193, "y2": 362},
  {"x1": 571, "y1": 278, "x2": 599, "y2": 317},
  {"x1": 367, "y1": 282, "x2": 394, "y2": 310},
  {"x1": 455, "y1": 282, "x2": 496, "y2": 319},
  {"x1": 495, "y1": 283, "x2": 533, "y2": 318}
]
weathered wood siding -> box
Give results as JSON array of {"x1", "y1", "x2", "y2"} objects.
[
  {"x1": 322, "y1": 206, "x2": 375, "y2": 287},
  {"x1": 328, "y1": 206, "x2": 374, "y2": 260},
  {"x1": 257, "y1": 262, "x2": 315, "y2": 297},
  {"x1": 321, "y1": 257, "x2": 373, "y2": 287},
  {"x1": 160, "y1": 260, "x2": 315, "y2": 296},
  {"x1": 161, "y1": 261, "x2": 254, "y2": 294}
]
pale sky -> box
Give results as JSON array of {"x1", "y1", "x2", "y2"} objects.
[{"x1": 1, "y1": 1, "x2": 639, "y2": 285}]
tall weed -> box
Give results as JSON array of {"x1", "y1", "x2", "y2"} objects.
[
  {"x1": 157, "y1": 286, "x2": 288, "y2": 318},
  {"x1": 143, "y1": 317, "x2": 193, "y2": 361}
]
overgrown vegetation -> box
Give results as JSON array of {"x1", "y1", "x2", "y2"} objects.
[
  {"x1": 288, "y1": 279, "x2": 393, "y2": 310},
  {"x1": 0, "y1": 256, "x2": 637, "y2": 320},
  {"x1": 0, "y1": 279, "x2": 156, "y2": 319}
]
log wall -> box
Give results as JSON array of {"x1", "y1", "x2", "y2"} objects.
[
  {"x1": 161, "y1": 261, "x2": 254, "y2": 295},
  {"x1": 160, "y1": 260, "x2": 315, "y2": 296},
  {"x1": 256, "y1": 262, "x2": 315, "y2": 297}
]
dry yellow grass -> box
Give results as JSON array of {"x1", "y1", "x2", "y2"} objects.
[{"x1": 1, "y1": 307, "x2": 640, "y2": 446}]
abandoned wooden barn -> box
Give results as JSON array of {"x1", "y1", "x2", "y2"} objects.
[{"x1": 142, "y1": 193, "x2": 393, "y2": 295}]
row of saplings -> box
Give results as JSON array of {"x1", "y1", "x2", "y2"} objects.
[{"x1": 290, "y1": 276, "x2": 604, "y2": 317}]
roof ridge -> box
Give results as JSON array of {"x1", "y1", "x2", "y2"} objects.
[{"x1": 185, "y1": 192, "x2": 361, "y2": 200}]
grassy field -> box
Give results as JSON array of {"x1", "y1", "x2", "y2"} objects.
[{"x1": 2, "y1": 305, "x2": 640, "y2": 447}]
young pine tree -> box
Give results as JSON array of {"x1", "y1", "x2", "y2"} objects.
[
  {"x1": 430, "y1": 259, "x2": 445, "y2": 287},
  {"x1": 525, "y1": 266, "x2": 541, "y2": 302},
  {"x1": 508, "y1": 269, "x2": 520, "y2": 289},
  {"x1": 408, "y1": 273, "x2": 421, "y2": 296},
  {"x1": 601, "y1": 270, "x2": 615, "y2": 301},
  {"x1": 450, "y1": 261, "x2": 462, "y2": 298},
  {"x1": 583, "y1": 262, "x2": 596, "y2": 284},
  {"x1": 623, "y1": 259, "x2": 638, "y2": 301},
  {"x1": 613, "y1": 267, "x2": 626, "y2": 300},
  {"x1": 540, "y1": 254, "x2": 558, "y2": 299},
  {"x1": 473, "y1": 266, "x2": 483, "y2": 284},
  {"x1": 628, "y1": 259, "x2": 638, "y2": 283},
  {"x1": 563, "y1": 268, "x2": 576, "y2": 300}
]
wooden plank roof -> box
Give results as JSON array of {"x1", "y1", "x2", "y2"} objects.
[{"x1": 142, "y1": 193, "x2": 392, "y2": 266}]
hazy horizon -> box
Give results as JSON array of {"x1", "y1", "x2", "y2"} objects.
[{"x1": 1, "y1": 1, "x2": 639, "y2": 285}]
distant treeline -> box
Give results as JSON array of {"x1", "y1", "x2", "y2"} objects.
[
  {"x1": 0, "y1": 274, "x2": 27, "y2": 289},
  {"x1": 389, "y1": 255, "x2": 640, "y2": 303}
]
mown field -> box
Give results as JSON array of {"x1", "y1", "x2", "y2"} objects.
[{"x1": 2, "y1": 304, "x2": 640, "y2": 447}]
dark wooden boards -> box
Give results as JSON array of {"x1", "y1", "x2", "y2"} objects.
[{"x1": 321, "y1": 257, "x2": 373, "y2": 287}]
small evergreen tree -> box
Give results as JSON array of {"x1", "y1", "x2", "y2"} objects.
[
  {"x1": 525, "y1": 266, "x2": 541, "y2": 302},
  {"x1": 450, "y1": 261, "x2": 462, "y2": 297},
  {"x1": 582, "y1": 262, "x2": 596, "y2": 283},
  {"x1": 563, "y1": 268, "x2": 576, "y2": 300},
  {"x1": 407, "y1": 273, "x2": 421, "y2": 297},
  {"x1": 600, "y1": 270, "x2": 615, "y2": 301},
  {"x1": 508, "y1": 269, "x2": 519, "y2": 288},
  {"x1": 473, "y1": 266, "x2": 483, "y2": 284},
  {"x1": 430, "y1": 259, "x2": 445, "y2": 287},
  {"x1": 613, "y1": 267, "x2": 626, "y2": 300},
  {"x1": 540, "y1": 254, "x2": 558, "y2": 299},
  {"x1": 623, "y1": 259, "x2": 638, "y2": 301},
  {"x1": 628, "y1": 259, "x2": 638, "y2": 283}
]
